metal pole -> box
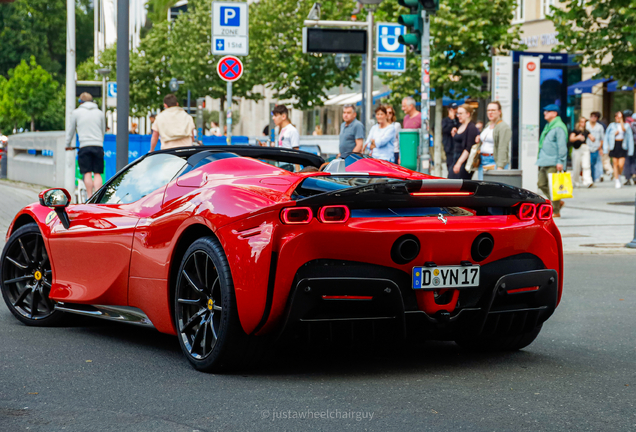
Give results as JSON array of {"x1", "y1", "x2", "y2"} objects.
[
  {"x1": 226, "y1": 82, "x2": 233, "y2": 145},
  {"x1": 116, "y1": 0, "x2": 130, "y2": 171},
  {"x1": 361, "y1": 54, "x2": 366, "y2": 135},
  {"x1": 419, "y1": 10, "x2": 431, "y2": 174},
  {"x1": 187, "y1": 89, "x2": 191, "y2": 115},
  {"x1": 365, "y1": 11, "x2": 374, "y2": 132},
  {"x1": 627, "y1": 194, "x2": 636, "y2": 248},
  {"x1": 94, "y1": 0, "x2": 99, "y2": 63},
  {"x1": 65, "y1": 0, "x2": 76, "y2": 195},
  {"x1": 102, "y1": 76, "x2": 107, "y2": 119}
]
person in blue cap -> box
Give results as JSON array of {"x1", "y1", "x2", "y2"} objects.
[{"x1": 537, "y1": 104, "x2": 568, "y2": 217}]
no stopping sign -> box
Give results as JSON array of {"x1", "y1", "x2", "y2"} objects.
[{"x1": 217, "y1": 56, "x2": 244, "y2": 82}]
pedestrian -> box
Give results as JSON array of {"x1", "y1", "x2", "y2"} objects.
[
  {"x1": 364, "y1": 105, "x2": 396, "y2": 162},
  {"x1": 149, "y1": 113, "x2": 156, "y2": 126},
  {"x1": 312, "y1": 125, "x2": 323, "y2": 136},
  {"x1": 150, "y1": 94, "x2": 196, "y2": 152},
  {"x1": 586, "y1": 111, "x2": 605, "y2": 183},
  {"x1": 272, "y1": 105, "x2": 300, "y2": 149},
  {"x1": 477, "y1": 101, "x2": 512, "y2": 180},
  {"x1": 604, "y1": 111, "x2": 634, "y2": 189},
  {"x1": 65, "y1": 92, "x2": 105, "y2": 199},
  {"x1": 386, "y1": 105, "x2": 401, "y2": 164},
  {"x1": 623, "y1": 113, "x2": 636, "y2": 185},
  {"x1": 130, "y1": 122, "x2": 138, "y2": 134},
  {"x1": 207, "y1": 121, "x2": 221, "y2": 136},
  {"x1": 449, "y1": 104, "x2": 479, "y2": 180},
  {"x1": 536, "y1": 104, "x2": 568, "y2": 217},
  {"x1": 442, "y1": 103, "x2": 460, "y2": 175},
  {"x1": 568, "y1": 117, "x2": 593, "y2": 188},
  {"x1": 338, "y1": 104, "x2": 364, "y2": 157},
  {"x1": 401, "y1": 97, "x2": 421, "y2": 129}
]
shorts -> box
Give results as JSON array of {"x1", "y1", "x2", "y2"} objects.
[
  {"x1": 78, "y1": 146, "x2": 104, "y2": 175},
  {"x1": 609, "y1": 141, "x2": 627, "y2": 159}
]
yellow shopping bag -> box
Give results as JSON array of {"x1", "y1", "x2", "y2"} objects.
[{"x1": 548, "y1": 171, "x2": 573, "y2": 200}]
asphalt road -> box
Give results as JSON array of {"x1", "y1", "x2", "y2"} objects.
[{"x1": 1, "y1": 254, "x2": 635, "y2": 431}]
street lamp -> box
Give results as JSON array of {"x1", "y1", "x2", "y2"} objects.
[{"x1": 97, "y1": 68, "x2": 111, "y2": 118}]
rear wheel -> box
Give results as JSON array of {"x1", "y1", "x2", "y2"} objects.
[
  {"x1": 1, "y1": 223, "x2": 64, "y2": 326},
  {"x1": 174, "y1": 236, "x2": 262, "y2": 372},
  {"x1": 454, "y1": 324, "x2": 543, "y2": 352}
]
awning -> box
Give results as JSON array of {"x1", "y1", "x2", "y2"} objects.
[
  {"x1": 567, "y1": 78, "x2": 608, "y2": 96},
  {"x1": 608, "y1": 81, "x2": 634, "y2": 92},
  {"x1": 323, "y1": 91, "x2": 390, "y2": 106}
]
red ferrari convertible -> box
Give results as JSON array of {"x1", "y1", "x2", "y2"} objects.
[{"x1": 1, "y1": 146, "x2": 563, "y2": 372}]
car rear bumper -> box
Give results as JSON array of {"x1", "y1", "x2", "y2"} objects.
[{"x1": 275, "y1": 255, "x2": 558, "y2": 341}]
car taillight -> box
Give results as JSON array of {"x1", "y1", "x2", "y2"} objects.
[
  {"x1": 537, "y1": 203, "x2": 553, "y2": 220},
  {"x1": 318, "y1": 205, "x2": 350, "y2": 223},
  {"x1": 281, "y1": 207, "x2": 313, "y2": 224},
  {"x1": 518, "y1": 203, "x2": 536, "y2": 220}
]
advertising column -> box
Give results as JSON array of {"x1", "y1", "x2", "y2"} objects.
[{"x1": 519, "y1": 56, "x2": 541, "y2": 192}]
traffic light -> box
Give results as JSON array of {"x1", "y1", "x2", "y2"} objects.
[
  {"x1": 397, "y1": 0, "x2": 439, "y2": 54},
  {"x1": 398, "y1": 0, "x2": 423, "y2": 54}
]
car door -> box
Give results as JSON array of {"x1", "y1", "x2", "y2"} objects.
[{"x1": 46, "y1": 153, "x2": 187, "y2": 306}]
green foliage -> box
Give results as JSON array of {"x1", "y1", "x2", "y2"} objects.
[
  {"x1": 374, "y1": 0, "x2": 523, "y2": 107},
  {"x1": 551, "y1": 0, "x2": 636, "y2": 85},
  {"x1": 0, "y1": 57, "x2": 59, "y2": 131},
  {"x1": 146, "y1": 0, "x2": 179, "y2": 25},
  {"x1": 0, "y1": 0, "x2": 94, "y2": 80},
  {"x1": 248, "y1": 0, "x2": 362, "y2": 110}
]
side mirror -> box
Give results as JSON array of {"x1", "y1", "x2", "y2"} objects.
[{"x1": 39, "y1": 188, "x2": 71, "y2": 228}]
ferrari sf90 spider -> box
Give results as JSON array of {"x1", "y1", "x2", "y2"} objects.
[{"x1": 1, "y1": 146, "x2": 562, "y2": 371}]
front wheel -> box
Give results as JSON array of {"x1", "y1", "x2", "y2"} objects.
[
  {"x1": 174, "y1": 236, "x2": 262, "y2": 372},
  {"x1": 454, "y1": 324, "x2": 543, "y2": 352},
  {"x1": 1, "y1": 223, "x2": 64, "y2": 326}
]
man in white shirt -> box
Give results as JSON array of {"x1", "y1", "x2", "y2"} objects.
[
  {"x1": 150, "y1": 94, "x2": 196, "y2": 151},
  {"x1": 272, "y1": 105, "x2": 299, "y2": 149},
  {"x1": 586, "y1": 111, "x2": 605, "y2": 183}
]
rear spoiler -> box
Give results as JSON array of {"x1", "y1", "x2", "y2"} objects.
[{"x1": 296, "y1": 179, "x2": 546, "y2": 209}]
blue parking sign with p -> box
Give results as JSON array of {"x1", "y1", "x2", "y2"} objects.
[
  {"x1": 220, "y1": 6, "x2": 240, "y2": 26},
  {"x1": 377, "y1": 23, "x2": 406, "y2": 56}
]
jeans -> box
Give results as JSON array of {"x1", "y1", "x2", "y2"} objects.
[
  {"x1": 571, "y1": 144, "x2": 593, "y2": 186},
  {"x1": 477, "y1": 154, "x2": 496, "y2": 180},
  {"x1": 589, "y1": 151, "x2": 602, "y2": 182}
]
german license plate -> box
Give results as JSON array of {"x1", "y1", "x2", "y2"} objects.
[{"x1": 412, "y1": 265, "x2": 480, "y2": 290}]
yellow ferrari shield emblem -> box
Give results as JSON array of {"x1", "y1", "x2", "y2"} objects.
[
  {"x1": 34, "y1": 271, "x2": 42, "y2": 281},
  {"x1": 207, "y1": 299, "x2": 214, "y2": 310},
  {"x1": 45, "y1": 211, "x2": 57, "y2": 225}
]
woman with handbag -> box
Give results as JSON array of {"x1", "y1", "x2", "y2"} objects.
[
  {"x1": 450, "y1": 104, "x2": 479, "y2": 180},
  {"x1": 569, "y1": 117, "x2": 593, "y2": 188},
  {"x1": 604, "y1": 111, "x2": 635, "y2": 189},
  {"x1": 476, "y1": 101, "x2": 512, "y2": 180}
]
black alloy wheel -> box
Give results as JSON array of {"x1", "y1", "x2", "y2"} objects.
[
  {"x1": 1, "y1": 223, "x2": 64, "y2": 326},
  {"x1": 174, "y1": 236, "x2": 261, "y2": 372}
]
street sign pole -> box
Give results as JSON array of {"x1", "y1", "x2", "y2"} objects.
[
  {"x1": 65, "y1": 0, "x2": 76, "y2": 198},
  {"x1": 365, "y1": 11, "x2": 374, "y2": 132},
  {"x1": 227, "y1": 82, "x2": 232, "y2": 145},
  {"x1": 116, "y1": 0, "x2": 129, "y2": 172},
  {"x1": 419, "y1": 10, "x2": 430, "y2": 174}
]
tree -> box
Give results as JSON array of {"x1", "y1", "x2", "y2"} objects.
[
  {"x1": 248, "y1": 0, "x2": 362, "y2": 110},
  {"x1": 551, "y1": 0, "x2": 636, "y2": 85},
  {"x1": 0, "y1": 57, "x2": 59, "y2": 131},
  {"x1": 0, "y1": 0, "x2": 94, "y2": 80},
  {"x1": 373, "y1": 0, "x2": 522, "y2": 175}
]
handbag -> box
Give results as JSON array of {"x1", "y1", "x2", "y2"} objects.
[
  {"x1": 465, "y1": 143, "x2": 481, "y2": 173},
  {"x1": 548, "y1": 171, "x2": 573, "y2": 201}
]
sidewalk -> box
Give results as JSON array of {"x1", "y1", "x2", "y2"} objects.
[
  {"x1": 1, "y1": 178, "x2": 635, "y2": 254},
  {"x1": 552, "y1": 179, "x2": 636, "y2": 254}
]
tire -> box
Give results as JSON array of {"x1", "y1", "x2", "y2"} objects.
[
  {"x1": 174, "y1": 236, "x2": 262, "y2": 372},
  {"x1": 454, "y1": 324, "x2": 543, "y2": 352},
  {"x1": 1, "y1": 223, "x2": 64, "y2": 326}
]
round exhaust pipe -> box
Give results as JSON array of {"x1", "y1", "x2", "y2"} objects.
[
  {"x1": 391, "y1": 235, "x2": 421, "y2": 264},
  {"x1": 471, "y1": 233, "x2": 494, "y2": 262}
]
